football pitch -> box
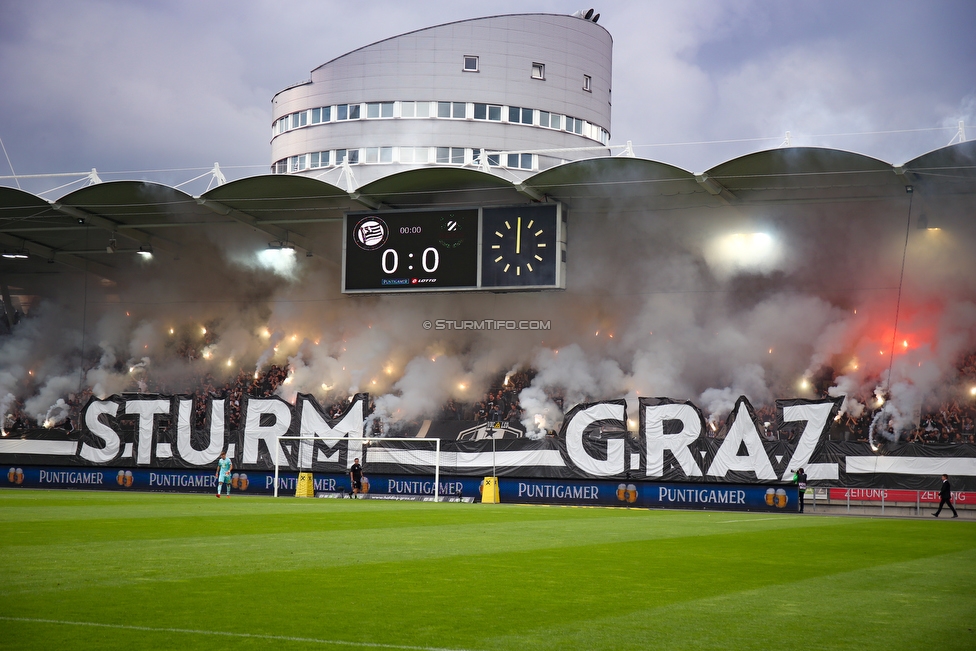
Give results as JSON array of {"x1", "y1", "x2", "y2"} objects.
[{"x1": 1, "y1": 490, "x2": 973, "y2": 651}]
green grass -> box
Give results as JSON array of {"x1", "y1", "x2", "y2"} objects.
[{"x1": 1, "y1": 490, "x2": 974, "y2": 651}]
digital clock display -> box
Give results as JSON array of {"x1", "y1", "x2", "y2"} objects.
[{"x1": 342, "y1": 208, "x2": 480, "y2": 292}]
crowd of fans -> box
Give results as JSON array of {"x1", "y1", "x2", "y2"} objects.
[
  {"x1": 186, "y1": 366, "x2": 290, "y2": 431},
  {"x1": 908, "y1": 407, "x2": 975, "y2": 443},
  {"x1": 832, "y1": 351, "x2": 976, "y2": 445},
  {"x1": 3, "y1": 354, "x2": 976, "y2": 445},
  {"x1": 438, "y1": 370, "x2": 541, "y2": 422},
  {"x1": 2, "y1": 388, "x2": 92, "y2": 434}
]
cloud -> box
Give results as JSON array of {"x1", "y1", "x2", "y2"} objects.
[{"x1": 2, "y1": 0, "x2": 974, "y2": 186}]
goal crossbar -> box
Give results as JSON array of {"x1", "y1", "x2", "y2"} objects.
[{"x1": 273, "y1": 436, "x2": 442, "y2": 499}]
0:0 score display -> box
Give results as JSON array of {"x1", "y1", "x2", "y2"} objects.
[
  {"x1": 379, "y1": 246, "x2": 440, "y2": 274},
  {"x1": 343, "y1": 208, "x2": 480, "y2": 292}
]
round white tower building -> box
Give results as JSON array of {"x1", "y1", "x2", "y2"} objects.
[{"x1": 270, "y1": 12, "x2": 612, "y2": 187}]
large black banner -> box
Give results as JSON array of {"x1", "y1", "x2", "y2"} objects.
[{"x1": 2, "y1": 393, "x2": 974, "y2": 490}]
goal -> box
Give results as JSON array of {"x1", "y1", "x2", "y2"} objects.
[{"x1": 272, "y1": 436, "x2": 442, "y2": 499}]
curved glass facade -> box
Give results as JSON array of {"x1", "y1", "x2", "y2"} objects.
[
  {"x1": 273, "y1": 147, "x2": 539, "y2": 174},
  {"x1": 271, "y1": 100, "x2": 608, "y2": 146}
]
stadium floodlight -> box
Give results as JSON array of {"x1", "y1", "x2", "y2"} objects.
[
  {"x1": 273, "y1": 436, "x2": 442, "y2": 499},
  {"x1": 705, "y1": 231, "x2": 783, "y2": 277}
]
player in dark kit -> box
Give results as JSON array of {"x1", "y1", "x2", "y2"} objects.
[
  {"x1": 932, "y1": 473, "x2": 958, "y2": 518},
  {"x1": 350, "y1": 458, "x2": 364, "y2": 495}
]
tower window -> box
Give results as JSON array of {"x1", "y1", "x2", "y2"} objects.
[
  {"x1": 505, "y1": 153, "x2": 534, "y2": 170},
  {"x1": 436, "y1": 147, "x2": 466, "y2": 165},
  {"x1": 509, "y1": 106, "x2": 533, "y2": 125},
  {"x1": 583, "y1": 75, "x2": 592, "y2": 92},
  {"x1": 400, "y1": 147, "x2": 430, "y2": 164},
  {"x1": 337, "y1": 104, "x2": 360, "y2": 121},
  {"x1": 400, "y1": 101, "x2": 431, "y2": 118},
  {"x1": 438, "y1": 102, "x2": 466, "y2": 119},
  {"x1": 366, "y1": 102, "x2": 394, "y2": 118},
  {"x1": 531, "y1": 63, "x2": 545, "y2": 80},
  {"x1": 474, "y1": 103, "x2": 502, "y2": 121},
  {"x1": 463, "y1": 56, "x2": 479, "y2": 72},
  {"x1": 310, "y1": 106, "x2": 331, "y2": 124}
]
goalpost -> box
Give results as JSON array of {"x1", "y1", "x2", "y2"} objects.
[{"x1": 272, "y1": 436, "x2": 442, "y2": 499}]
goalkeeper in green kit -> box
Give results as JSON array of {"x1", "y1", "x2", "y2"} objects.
[{"x1": 216, "y1": 451, "x2": 233, "y2": 498}]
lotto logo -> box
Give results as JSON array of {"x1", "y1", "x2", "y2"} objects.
[
  {"x1": 765, "y1": 488, "x2": 788, "y2": 508},
  {"x1": 116, "y1": 470, "x2": 134, "y2": 487},
  {"x1": 7, "y1": 467, "x2": 24, "y2": 485},
  {"x1": 616, "y1": 483, "x2": 638, "y2": 503}
]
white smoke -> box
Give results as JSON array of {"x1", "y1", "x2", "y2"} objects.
[
  {"x1": 699, "y1": 363, "x2": 772, "y2": 426},
  {"x1": 517, "y1": 385, "x2": 559, "y2": 439},
  {"x1": 0, "y1": 392, "x2": 15, "y2": 434},
  {"x1": 517, "y1": 344, "x2": 625, "y2": 437},
  {"x1": 41, "y1": 399, "x2": 71, "y2": 429},
  {"x1": 24, "y1": 375, "x2": 81, "y2": 425},
  {"x1": 369, "y1": 354, "x2": 466, "y2": 434},
  {"x1": 1, "y1": 160, "x2": 975, "y2": 445},
  {"x1": 255, "y1": 330, "x2": 285, "y2": 375}
]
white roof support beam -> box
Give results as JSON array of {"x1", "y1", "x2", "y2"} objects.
[
  {"x1": 695, "y1": 173, "x2": 737, "y2": 205},
  {"x1": 349, "y1": 192, "x2": 382, "y2": 210},
  {"x1": 893, "y1": 165, "x2": 916, "y2": 192},
  {"x1": 514, "y1": 182, "x2": 544, "y2": 202}
]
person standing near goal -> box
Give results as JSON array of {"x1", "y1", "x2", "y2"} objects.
[
  {"x1": 350, "y1": 457, "x2": 364, "y2": 496},
  {"x1": 216, "y1": 451, "x2": 233, "y2": 498}
]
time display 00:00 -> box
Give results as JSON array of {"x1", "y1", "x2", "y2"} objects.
[{"x1": 380, "y1": 247, "x2": 440, "y2": 274}]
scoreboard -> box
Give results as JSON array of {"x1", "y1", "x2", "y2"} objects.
[{"x1": 342, "y1": 203, "x2": 565, "y2": 293}]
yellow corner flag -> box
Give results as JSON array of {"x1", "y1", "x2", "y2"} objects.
[
  {"x1": 296, "y1": 472, "x2": 314, "y2": 498},
  {"x1": 481, "y1": 476, "x2": 500, "y2": 503}
]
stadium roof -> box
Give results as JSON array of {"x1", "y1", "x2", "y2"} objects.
[{"x1": 1, "y1": 142, "x2": 974, "y2": 286}]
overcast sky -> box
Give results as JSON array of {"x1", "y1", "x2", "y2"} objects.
[{"x1": 1, "y1": 0, "x2": 973, "y2": 195}]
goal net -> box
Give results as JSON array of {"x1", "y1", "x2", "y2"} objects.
[{"x1": 272, "y1": 436, "x2": 442, "y2": 499}]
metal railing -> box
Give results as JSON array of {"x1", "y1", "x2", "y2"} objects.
[{"x1": 803, "y1": 487, "x2": 971, "y2": 516}]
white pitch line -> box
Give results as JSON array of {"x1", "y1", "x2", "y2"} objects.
[
  {"x1": 0, "y1": 616, "x2": 476, "y2": 651},
  {"x1": 717, "y1": 516, "x2": 786, "y2": 524}
]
